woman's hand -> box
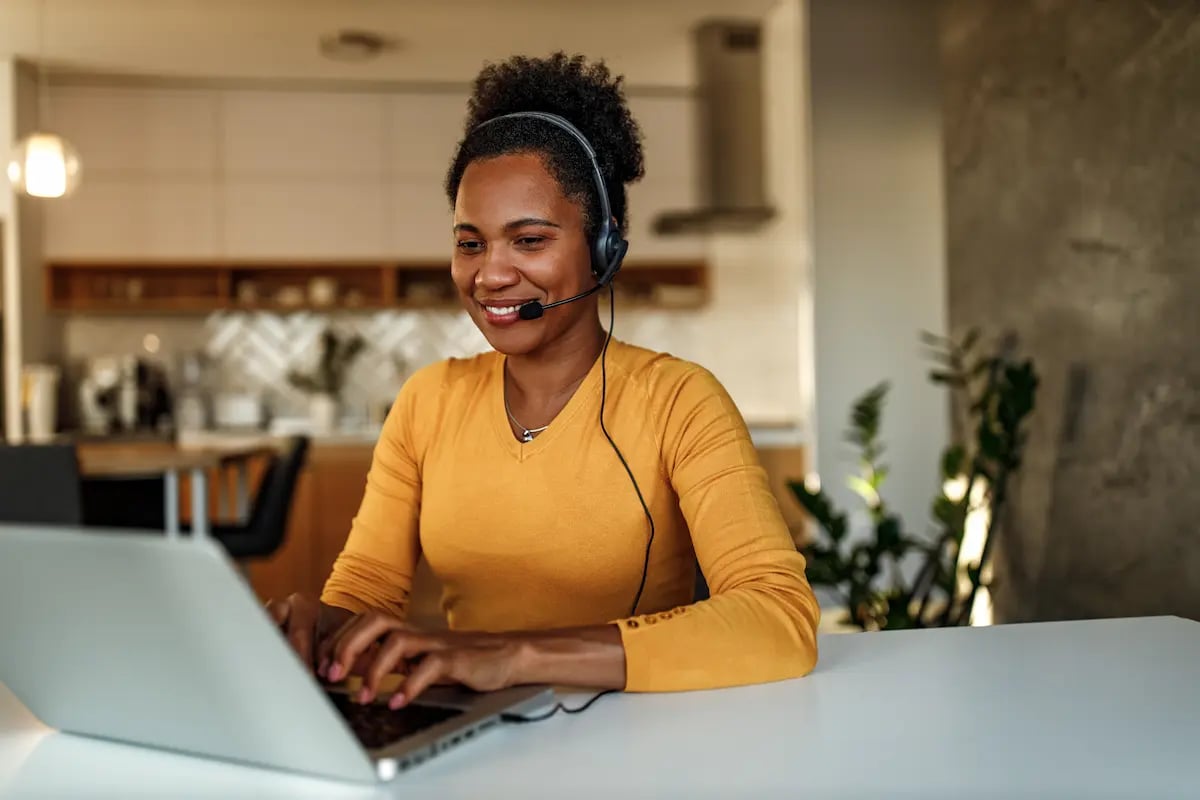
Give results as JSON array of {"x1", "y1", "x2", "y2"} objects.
[
  {"x1": 315, "y1": 610, "x2": 528, "y2": 710},
  {"x1": 264, "y1": 593, "x2": 354, "y2": 671}
]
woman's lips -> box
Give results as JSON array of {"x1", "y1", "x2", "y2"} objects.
[{"x1": 479, "y1": 300, "x2": 535, "y2": 325}]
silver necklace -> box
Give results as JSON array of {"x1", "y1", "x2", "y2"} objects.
[{"x1": 504, "y1": 393, "x2": 549, "y2": 443}]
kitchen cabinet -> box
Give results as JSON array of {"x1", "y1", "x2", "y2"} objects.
[
  {"x1": 45, "y1": 259, "x2": 709, "y2": 314},
  {"x1": 44, "y1": 86, "x2": 712, "y2": 265}
]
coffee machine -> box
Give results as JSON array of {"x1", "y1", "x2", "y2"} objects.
[{"x1": 78, "y1": 355, "x2": 173, "y2": 435}]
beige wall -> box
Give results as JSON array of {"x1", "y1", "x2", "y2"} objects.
[{"x1": 808, "y1": 0, "x2": 949, "y2": 537}]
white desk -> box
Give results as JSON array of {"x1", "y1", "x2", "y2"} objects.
[{"x1": 1, "y1": 616, "x2": 1197, "y2": 799}]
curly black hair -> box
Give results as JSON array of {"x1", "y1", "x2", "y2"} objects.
[{"x1": 445, "y1": 52, "x2": 645, "y2": 239}]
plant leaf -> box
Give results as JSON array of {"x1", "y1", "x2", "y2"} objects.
[
  {"x1": 929, "y1": 370, "x2": 964, "y2": 386},
  {"x1": 940, "y1": 445, "x2": 966, "y2": 479},
  {"x1": 960, "y1": 328, "x2": 981, "y2": 353},
  {"x1": 847, "y1": 474, "x2": 880, "y2": 507}
]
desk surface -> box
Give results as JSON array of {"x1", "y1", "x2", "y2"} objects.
[
  {"x1": 76, "y1": 441, "x2": 272, "y2": 478},
  {"x1": 1, "y1": 615, "x2": 1197, "y2": 799}
]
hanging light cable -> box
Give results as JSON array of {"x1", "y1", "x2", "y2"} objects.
[{"x1": 6, "y1": 0, "x2": 82, "y2": 198}]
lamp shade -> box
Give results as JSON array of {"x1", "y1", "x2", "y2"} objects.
[{"x1": 6, "y1": 132, "x2": 82, "y2": 198}]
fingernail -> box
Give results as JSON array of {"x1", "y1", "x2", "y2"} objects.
[
  {"x1": 317, "y1": 657, "x2": 329, "y2": 678},
  {"x1": 357, "y1": 688, "x2": 372, "y2": 704},
  {"x1": 388, "y1": 693, "x2": 407, "y2": 710},
  {"x1": 327, "y1": 663, "x2": 343, "y2": 682}
]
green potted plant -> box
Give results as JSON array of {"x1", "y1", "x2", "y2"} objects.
[
  {"x1": 790, "y1": 329, "x2": 1039, "y2": 631},
  {"x1": 286, "y1": 327, "x2": 365, "y2": 434}
]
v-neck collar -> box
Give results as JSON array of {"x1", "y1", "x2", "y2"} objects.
[{"x1": 489, "y1": 342, "x2": 613, "y2": 462}]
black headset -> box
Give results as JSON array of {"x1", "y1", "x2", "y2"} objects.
[
  {"x1": 470, "y1": 111, "x2": 629, "y2": 288},
  {"x1": 469, "y1": 109, "x2": 657, "y2": 725}
]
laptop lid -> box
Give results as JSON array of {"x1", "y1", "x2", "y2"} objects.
[{"x1": 0, "y1": 525, "x2": 378, "y2": 784}]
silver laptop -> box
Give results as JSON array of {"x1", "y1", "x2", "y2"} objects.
[{"x1": 0, "y1": 524, "x2": 553, "y2": 783}]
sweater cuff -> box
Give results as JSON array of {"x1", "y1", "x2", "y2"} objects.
[{"x1": 613, "y1": 606, "x2": 708, "y2": 692}]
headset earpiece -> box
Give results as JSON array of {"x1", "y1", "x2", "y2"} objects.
[{"x1": 593, "y1": 217, "x2": 628, "y2": 287}]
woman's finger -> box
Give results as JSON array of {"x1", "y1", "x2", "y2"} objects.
[
  {"x1": 389, "y1": 652, "x2": 452, "y2": 710},
  {"x1": 268, "y1": 596, "x2": 315, "y2": 668},
  {"x1": 315, "y1": 611, "x2": 363, "y2": 677},
  {"x1": 327, "y1": 612, "x2": 404, "y2": 683},
  {"x1": 316, "y1": 608, "x2": 387, "y2": 677},
  {"x1": 264, "y1": 598, "x2": 290, "y2": 627},
  {"x1": 359, "y1": 630, "x2": 424, "y2": 703},
  {"x1": 291, "y1": 598, "x2": 324, "y2": 668},
  {"x1": 287, "y1": 624, "x2": 313, "y2": 668}
]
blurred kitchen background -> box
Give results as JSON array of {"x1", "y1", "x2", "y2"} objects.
[{"x1": 1, "y1": 0, "x2": 1196, "y2": 625}]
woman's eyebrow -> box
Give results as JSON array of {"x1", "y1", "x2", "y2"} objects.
[
  {"x1": 453, "y1": 218, "x2": 561, "y2": 234},
  {"x1": 505, "y1": 217, "x2": 561, "y2": 230}
]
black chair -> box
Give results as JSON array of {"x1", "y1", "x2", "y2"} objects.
[
  {"x1": 0, "y1": 443, "x2": 85, "y2": 525},
  {"x1": 208, "y1": 435, "x2": 310, "y2": 560},
  {"x1": 81, "y1": 475, "x2": 167, "y2": 530}
]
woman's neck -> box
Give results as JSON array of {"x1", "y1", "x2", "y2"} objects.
[{"x1": 505, "y1": 319, "x2": 606, "y2": 407}]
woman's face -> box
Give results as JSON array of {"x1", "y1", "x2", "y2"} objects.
[{"x1": 451, "y1": 152, "x2": 597, "y2": 357}]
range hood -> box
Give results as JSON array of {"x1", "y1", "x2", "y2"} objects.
[{"x1": 653, "y1": 20, "x2": 775, "y2": 235}]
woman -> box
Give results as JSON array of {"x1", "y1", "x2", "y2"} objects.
[{"x1": 268, "y1": 53, "x2": 819, "y2": 711}]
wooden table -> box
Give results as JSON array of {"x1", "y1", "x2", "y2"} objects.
[{"x1": 77, "y1": 442, "x2": 273, "y2": 540}]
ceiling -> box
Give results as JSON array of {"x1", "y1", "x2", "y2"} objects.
[{"x1": 0, "y1": 0, "x2": 780, "y2": 89}]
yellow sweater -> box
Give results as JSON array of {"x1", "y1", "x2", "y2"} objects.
[{"x1": 321, "y1": 339, "x2": 819, "y2": 692}]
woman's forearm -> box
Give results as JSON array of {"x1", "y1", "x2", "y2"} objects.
[{"x1": 513, "y1": 624, "x2": 627, "y2": 690}]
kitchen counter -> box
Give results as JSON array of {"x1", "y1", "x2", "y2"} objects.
[
  {"x1": 176, "y1": 421, "x2": 804, "y2": 450},
  {"x1": 175, "y1": 427, "x2": 382, "y2": 451},
  {"x1": 179, "y1": 419, "x2": 811, "y2": 550}
]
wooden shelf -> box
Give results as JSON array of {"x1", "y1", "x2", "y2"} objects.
[{"x1": 46, "y1": 258, "x2": 709, "y2": 313}]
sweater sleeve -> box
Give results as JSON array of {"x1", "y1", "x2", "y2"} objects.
[
  {"x1": 615, "y1": 366, "x2": 820, "y2": 692},
  {"x1": 319, "y1": 364, "x2": 440, "y2": 619}
]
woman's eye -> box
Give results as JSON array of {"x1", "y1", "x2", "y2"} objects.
[
  {"x1": 516, "y1": 236, "x2": 545, "y2": 248},
  {"x1": 456, "y1": 240, "x2": 484, "y2": 253}
]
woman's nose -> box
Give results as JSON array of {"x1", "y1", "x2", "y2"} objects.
[{"x1": 476, "y1": 246, "x2": 520, "y2": 289}]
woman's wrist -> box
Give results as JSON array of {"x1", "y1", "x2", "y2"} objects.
[{"x1": 509, "y1": 625, "x2": 627, "y2": 690}]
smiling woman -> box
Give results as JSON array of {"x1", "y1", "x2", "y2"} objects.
[{"x1": 265, "y1": 52, "x2": 819, "y2": 713}]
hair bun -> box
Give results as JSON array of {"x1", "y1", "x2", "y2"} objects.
[{"x1": 464, "y1": 52, "x2": 645, "y2": 186}]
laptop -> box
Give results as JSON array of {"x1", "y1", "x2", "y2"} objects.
[{"x1": 0, "y1": 524, "x2": 553, "y2": 783}]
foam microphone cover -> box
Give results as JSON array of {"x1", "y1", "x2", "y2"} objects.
[{"x1": 518, "y1": 302, "x2": 545, "y2": 320}]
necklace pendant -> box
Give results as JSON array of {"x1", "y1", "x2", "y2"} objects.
[{"x1": 521, "y1": 430, "x2": 535, "y2": 443}]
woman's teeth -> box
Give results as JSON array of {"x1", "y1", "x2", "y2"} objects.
[{"x1": 484, "y1": 305, "x2": 520, "y2": 315}]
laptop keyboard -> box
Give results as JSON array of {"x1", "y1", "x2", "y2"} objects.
[{"x1": 326, "y1": 691, "x2": 464, "y2": 750}]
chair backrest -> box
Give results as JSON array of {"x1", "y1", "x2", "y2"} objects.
[
  {"x1": 0, "y1": 443, "x2": 84, "y2": 526},
  {"x1": 222, "y1": 435, "x2": 310, "y2": 559}
]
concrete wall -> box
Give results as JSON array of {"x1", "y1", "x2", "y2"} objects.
[
  {"x1": 942, "y1": 0, "x2": 1200, "y2": 622},
  {"x1": 808, "y1": 0, "x2": 949, "y2": 542}
]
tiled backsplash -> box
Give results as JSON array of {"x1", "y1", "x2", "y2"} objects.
[
  {"x1": 203, "y1": 310, "x2": 492, "y2": 418},
  {"x1": 63, "y1": 308, "x2": 702, "y2": 424}
]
